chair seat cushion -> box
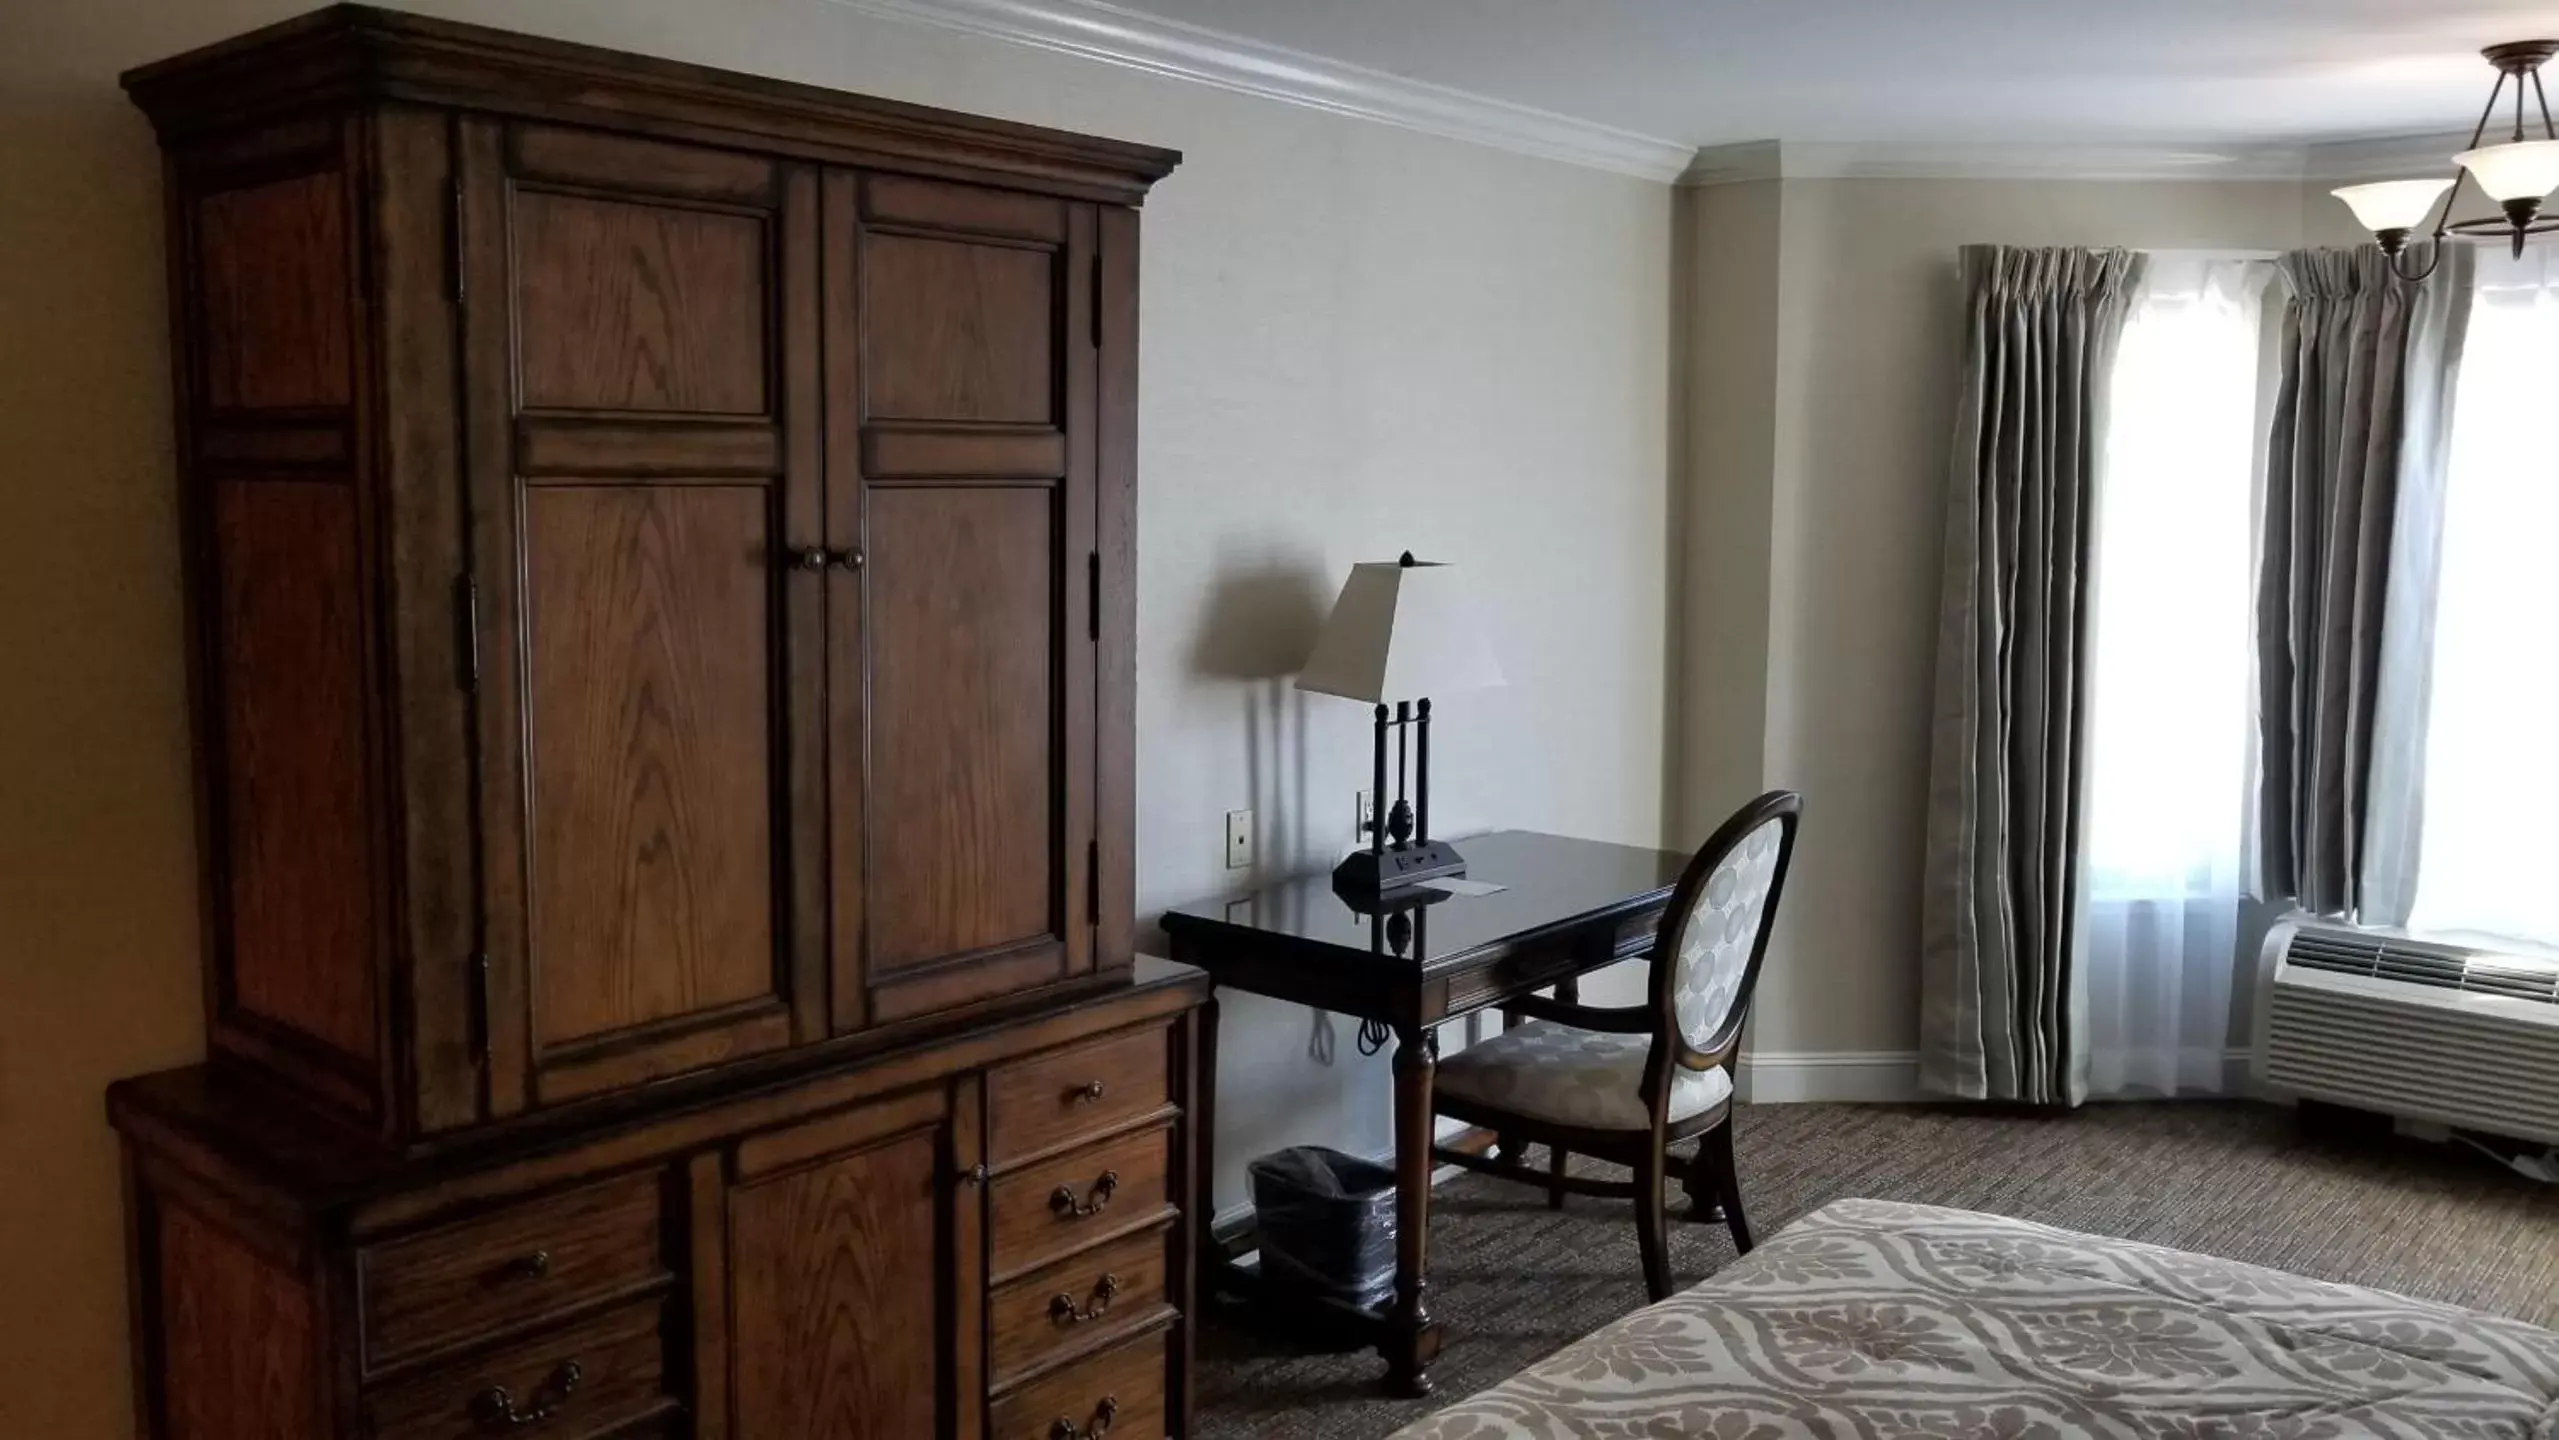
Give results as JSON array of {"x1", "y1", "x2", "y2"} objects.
[{"x1": 1435, "y1": 1019, "x2": 1732, "y2": 1131}]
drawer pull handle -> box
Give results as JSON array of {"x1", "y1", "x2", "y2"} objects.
[
  {"x1": 498, "y1": 1249, "x2": 552, "y2": 1282},
  {"x1": 1049, "y1": 1396, "x2": 1118, "y2": 1440},
  {"x1": 1050, "y1": 1169, "x2": 1118, "y2": 1219},
  {"x1": 958, "y1": 1162, "x2": 990, "y2": 1187},
  {"x1": 1048, "y1": 1272, "x2": 1121, "y2": 1326},
  {"x1": 1071, "y1": 1079, "x2": 1107, "y2": 1103},
  {"x1": 474, "y1": 1360, "x2": 581, "y2": 1430}
]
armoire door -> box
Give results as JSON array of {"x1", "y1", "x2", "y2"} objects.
[
  {"x1": 823, "y1": 172, "x2": 1099, "y2": 1032},
  {"x1": 721, "y1": 1081, "x2": 985, "y2": 1438},
  {"x1": 459, "y1": 120, "x2": 829, "y2": 1110}
]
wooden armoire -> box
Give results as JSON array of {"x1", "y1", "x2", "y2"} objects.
[{"x1": 108, "y1": 8, "x2": 1201, "y2": 1438}]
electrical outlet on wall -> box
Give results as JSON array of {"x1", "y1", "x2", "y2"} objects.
[
  {"x1": 1226, "y1": 809, "x2": 1254, "y2": 870},
  {"x1": 1355, "y1": 789, "x2": 1376, "y2": 845}
]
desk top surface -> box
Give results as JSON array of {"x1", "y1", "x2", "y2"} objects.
[{"x1": 1158, "y1": 829, "x2": 1689, "y2": 971}]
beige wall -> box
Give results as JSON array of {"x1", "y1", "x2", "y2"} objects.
[
  {"x1": 1679, "y1": 177, "x2": 2316, "y2": 1062},
  {"x1": 0, "y1": 3, "x2": 1671, "y2": 1434}
]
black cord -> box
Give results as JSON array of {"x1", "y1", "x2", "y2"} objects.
[{"x1": 1356, "y1": 1018, "x2": 1393, "y2": 1056}]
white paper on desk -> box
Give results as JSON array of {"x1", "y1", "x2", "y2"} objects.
[{"x1": 1416, "y1": 876, "x2": 1506, "y2": 897}]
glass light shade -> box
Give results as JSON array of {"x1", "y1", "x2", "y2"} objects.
[
  {"x1": 2332, "y1": 178, "x2": 2454, "y2": 233},
  {"x1": 2456, "y1": 140, "x2": 2559, "y2": 201}
]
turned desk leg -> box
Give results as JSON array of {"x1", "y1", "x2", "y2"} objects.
[{"x1": 1384, "y1": 1021, "x2": 1444, "y2": 1397}]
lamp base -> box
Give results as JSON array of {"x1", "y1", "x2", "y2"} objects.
[{"x1": 1331, "y1": 840, "x2": 1467, "y2": 897}]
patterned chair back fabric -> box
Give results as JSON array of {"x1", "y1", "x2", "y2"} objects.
[{"x1": 1666, "y1": 797, "x2": 1797, "y2": 1056}]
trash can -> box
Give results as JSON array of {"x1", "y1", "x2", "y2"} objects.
[{"x1": 1246, "y1": 1145, "x2": 1399, "y2": 1310}]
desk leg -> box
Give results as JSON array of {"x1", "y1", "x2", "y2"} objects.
[{"x1": 1383, "y1": 1021, "x2": 1444, "y2": 1397}]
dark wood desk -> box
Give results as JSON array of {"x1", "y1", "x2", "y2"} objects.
[{"x1": 1159, "y1": 829, "x2": 1688, "y2": 1396}]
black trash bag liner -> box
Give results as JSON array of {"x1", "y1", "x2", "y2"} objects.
[{"x1": 1246, "y1": 1145, "x2": 1398, "y2": 1310}]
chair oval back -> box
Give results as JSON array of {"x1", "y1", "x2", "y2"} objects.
[{"x1": 1651, "y1": 791, "x2": 1801, "y2": 1068}]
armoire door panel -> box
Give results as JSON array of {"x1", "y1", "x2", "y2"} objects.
[
  {"x1": 512, "y1": 190, "x2": 771, "y2": 416},
  {"x1": 866, "y1": 486, "x2": 1060, "y2": 972},
  {"x1": 523, "y1": 484, "x2": 781, "y2": 1050},
  {"x1": 462, "y1": 118, "x2": 824, "y2": 1110},
  {"x1": 726, "y1": 1096, "x2": 964, "y2": 1438},
  {"x1": 828, "y1": 174, "x2": 1099, "y2": 1030},
  {"x1": 860, "y1": 232, "x2": 1056, "y2": 424}
]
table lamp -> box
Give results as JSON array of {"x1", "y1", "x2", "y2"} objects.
[{"x1": 1296, "y1": 552, "x2": 1504, "y2": 896}]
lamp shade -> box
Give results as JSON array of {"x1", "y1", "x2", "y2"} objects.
[
  {"x1": 2457, "y1": 139, "x2": 2559, "y2": 201},
  {"x1": 1295, "y1": 556, "x2": 1504, "y2": 703},
  {"x1": 2332, "y1": 177, "x2": 2454, "y2": 232}
]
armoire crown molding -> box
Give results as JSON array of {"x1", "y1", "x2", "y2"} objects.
[{"x1": 826, "y1": 0, "x2": 1698, "y2": 181}]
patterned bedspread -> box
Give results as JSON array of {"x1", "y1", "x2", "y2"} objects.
[{"x1": 1393, "y1": 1198, "x2": 2559, "y2": 1439}]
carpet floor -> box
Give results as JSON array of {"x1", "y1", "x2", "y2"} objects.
[{"x1": 1193, "y1": 1101, "x2": 2559, "y2": 1440}]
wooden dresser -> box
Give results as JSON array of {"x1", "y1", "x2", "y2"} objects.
[{"x1": 108, "y1": 7, "x2": 1195, "y2": 1436}]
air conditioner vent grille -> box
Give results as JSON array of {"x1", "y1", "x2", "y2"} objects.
[{"x1": 2283, "y1": 930, "x2": 2559, "y2": 1006}]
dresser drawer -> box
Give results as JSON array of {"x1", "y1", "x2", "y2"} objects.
[
  {"x1": 363, "y1": 1299, "x2": 677, "y2": 1440},
  {"x1": 988, "y1": 1219, "x2": 1174, "y2": 1384},
  {"x1": 991, "y1": 1123, "x2": 1172, "y2": 1278},
  {"x1": 990, "y1": 1325, "x2": 1170, "y2": 1440},
  {"x1": 358, "y1": 1171, "x2": 668, "y2": 1372},
  {"x1": 988, "y1": 1021, "x2": 1172, "y2": 1164}
]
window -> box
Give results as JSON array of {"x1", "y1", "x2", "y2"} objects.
[
  {"x1": 2079, "y1": 256, "x2": 2271, "y2": 1095},
  {"x1": 2401, "y1": 250, "x2": 2559, "y2": 950}
]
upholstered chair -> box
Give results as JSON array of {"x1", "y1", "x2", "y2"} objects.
[{"x1": 1429, "y1": 791, "x2": 1801, "y2": 1302}]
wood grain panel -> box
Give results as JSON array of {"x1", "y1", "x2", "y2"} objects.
[
  {"x1": 210, "y1": 478, "x2": 379, "y2": 1063},
  {"x1": 516, "y1": 417, "x2": 778, "y2": 478},
  {"x1": 987, "y1": 1220, "x2": 1172, "y2": 1385},
  {"x1": 510, "y1": 124, "x2": 776, "y2": 205},
  {"x1": 364, "y1": 1299, "x2": 673, "y2": 1440},
  {"x1": 524, "y1": 485, "x2": 777, "y2": 1048},
  {"x1": 988, "y1": 1023, "x2": 1170, "y2": 1165},
  {"x1": 357, "y1": 1171, "x2": 668, "y2": 1373},
  {"x1": 729, "y1": 1120, "x2": 945, "y2": 1438},
  {"x1": 990, "y1": 1124, "x2": 1171, "y2": 1279},
  {"x1": 866, "y1": 487, "x2": 1056, "y2": 972},
  {"x1": 195, "y1": 169, "x2": 350, "y2": 410},
  {"x1": 862, "y1": 232, "x2": 1054, "y2": 423},
  {"x1": 158, "y1": 1201, "x2": 320, "y2": 1440},
  {"x1": 862, "y1": 173, "x2": 1065, "y2": 243},
  {"x1": 514, "y1": 190, "x2": 769, "y2": 415},
  {"x1": 860, "y1": 424, "x2": 1065, "y2": 479},
  {"x1": 988, "y1": 1325, "x2": 1169, "y2": 1440}
]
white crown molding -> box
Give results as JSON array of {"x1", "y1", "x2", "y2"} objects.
[
  {"x1": 1683, "y1": 140, "x2": 2316, "y2": 187},
  {"x1": 826, "y1": 0, "x2": 1696, "y2": 181}
]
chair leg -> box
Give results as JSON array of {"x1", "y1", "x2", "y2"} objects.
[
  {"x1": 1546, "y1": 1142, "x2": 1569, "y2": 1210},
  {"x1": 1705, "y1": 1120, "x2": 1753, "y2": 1255},
  {"x1": 1634, "y1": 1145, "x2": 1673, "y2": 1302}
]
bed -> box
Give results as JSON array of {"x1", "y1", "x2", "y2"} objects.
[{"x1": 1392, "y1": 1198, "x2": 2559, "y2": 1438}]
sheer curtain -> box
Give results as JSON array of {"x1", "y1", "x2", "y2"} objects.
[
  {"x1": 2078, "y1": 256, "x2": 2270, "y2": 1097},
  {"x1": 2401, "y1": 249, "x2": 2559, "y2": 950}
]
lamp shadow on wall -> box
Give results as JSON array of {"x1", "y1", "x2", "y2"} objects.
[{"x1": 1184, "y1": 548, "x2": 1334, "y2": 888}]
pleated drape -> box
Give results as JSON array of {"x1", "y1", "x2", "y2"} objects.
[
  {"x1": 1920, "y1": 246, "x2": 2145, "y2": 1106},
  {"x1": 2259, "y1": 246, "x2": 2470, "y2": 919}
]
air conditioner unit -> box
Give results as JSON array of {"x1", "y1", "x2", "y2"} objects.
[{"x1": 2255, "y1": 917, "x2": 2559, "y2": 1146}]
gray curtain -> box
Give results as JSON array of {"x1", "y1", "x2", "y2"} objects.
[
  {"x1": 1920, "y1": 246, "x2": 2145, "y2": 1106},
  {"x1": 2258, "y1": 246, "x2": 2471, "y2": 918}
]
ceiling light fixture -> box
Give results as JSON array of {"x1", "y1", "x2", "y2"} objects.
[{"x1": 2334, "y1": 40, "x2": 2559, "y2": 281}]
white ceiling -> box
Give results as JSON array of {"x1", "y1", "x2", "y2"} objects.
[{"x1": 1091, "y1": 0, "x2": 2559, "y2": 148}]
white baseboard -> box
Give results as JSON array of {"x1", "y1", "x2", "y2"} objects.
[
  {"x1": 1737, "y1": 1048, "x2": 2264, "y2": 1104},
  {"x1": 1738, "y1": 1050, "x2": 1921, "y2": 1103}
]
